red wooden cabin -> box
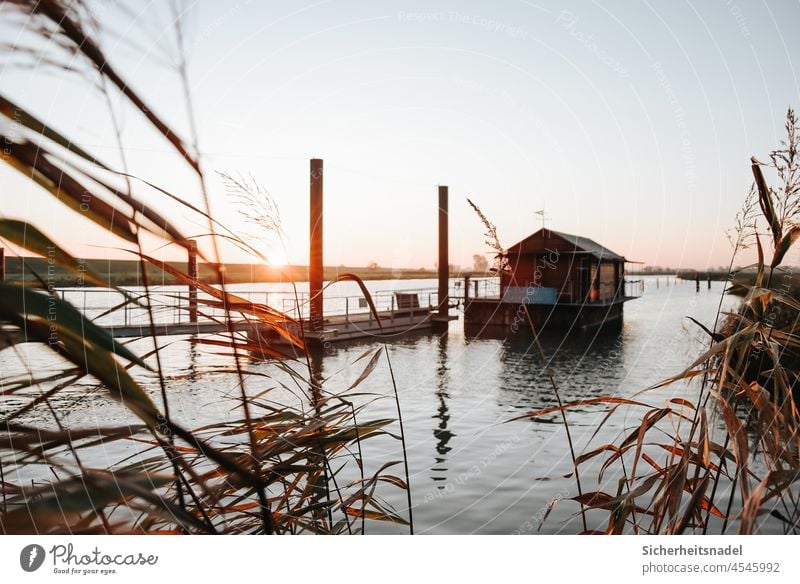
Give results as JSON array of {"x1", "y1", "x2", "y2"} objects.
[
  {"x1": 500, "y1": 228, "x2": 626, "y2": 305},
  {"x1": 465, "y1": 228, "x2": 637, "y2": 332}
]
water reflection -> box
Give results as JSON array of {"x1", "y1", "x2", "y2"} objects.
[
  {"x1": 431, "y1": 334, "x2": 454, "y2": 485},
  {"x1": 305, "y1": 345, "x2": 329, "y2": 528},
  {"x1": 492, "y1": 326, "x2": 629, "y2": 414},
  {"x1": 186, "y1": 337, "x2": 199, "y2": 383}
]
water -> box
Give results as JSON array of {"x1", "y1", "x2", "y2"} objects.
[{"x1": 1, "y1": 276, "x2": 745, "y2": 533}]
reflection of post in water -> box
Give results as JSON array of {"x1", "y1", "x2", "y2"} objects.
[
  {"x1": 307, "y1": 345, "x2": 330, "y2": 529},
  {"x1": 431, "y1": 335, "x2": 454, "y2": 485},
  {"x1": 186, "y1": 335, "x2": 199, "y2": 383},
  {"x1": 308, "y1": 345, "x2": 324, "y2": 412}
]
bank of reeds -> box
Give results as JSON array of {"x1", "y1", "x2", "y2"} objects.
[{"x1": 0, "y1": 0, "x2": 411, "y2": 534}]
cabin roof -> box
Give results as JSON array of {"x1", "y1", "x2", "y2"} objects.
[{"x1": 506, "y1": 228, "x2": 626, "y2": 261}]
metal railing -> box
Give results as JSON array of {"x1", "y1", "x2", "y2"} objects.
[
  {"x1": 624, "y1": 278, "x2": 644, "y2": 298},
  {"x1": 278, "y1": 289, "x2": 439, "y2": 321},
  {"x1": 52, "y1": 277, "x2": 503, "y2": 329},
  {"x1": 54, "y1": 287, "x2": 441, "y2": 328},
  {"x1": 450, "y1": 277, "x2": 501, "y2": 300},
  {"x1": 54, "y1": 274, "x2": 637, "y2": 330}
]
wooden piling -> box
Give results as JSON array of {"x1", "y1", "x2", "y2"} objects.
[
  {"x1": 187, "y1": 240, "x2": 198, "y2": 323},
  {"x1": 310, "y1": 159, "x2": 324, "y2": 332},
  {"x1": 0, "y1": 247, "x2": 4, "y2": 281},
  {"x1": 438, "y1": 185, "x2": 449, "y2": 319}
]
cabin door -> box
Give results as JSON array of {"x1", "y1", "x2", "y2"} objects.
[{"x1": 577, "y1": 262, "x2": 589, "y2": 302}]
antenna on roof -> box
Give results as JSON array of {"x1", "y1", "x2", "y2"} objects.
[{"x1": 535, "y1": 209, "x2": 548, "y2": 231}]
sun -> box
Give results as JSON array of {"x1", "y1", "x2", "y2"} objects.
[{"x1": 268, "y1": 249, "x2": 289, "y2": 266}]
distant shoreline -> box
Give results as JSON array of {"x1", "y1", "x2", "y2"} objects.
[{"x1": 4, "y1": 257, "x2": 484, "y2": 287}]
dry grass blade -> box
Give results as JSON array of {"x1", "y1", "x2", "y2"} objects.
[
  {"x1": 348, "y1": 348, "x2": 383, "y2": 390},
  {"x1": 508, "y1": 397, "x2": 651, "y2": 421},
  {"x1": 0, "y1": 92, "x2": 111, "y2": 171},
  {"x1": 753, "y1": 159, "x2": 781, "y2": 244},
  {"x1": 32, "y1": 0, "x2": 198, "y2": 171},
  {"x1": 138, "y1": 253, "x2": 304, "y2": 349},
  {"x1": 2, "y1": 139, "x2": 137, "y2": 242},
  {"x1": 0, "y1": 219, "x2": 108, "y2": 287},
  {"x1": 324, "y1": 274, "x2": 382, "y2": 325},
  {"x1": 711, "y1": 390, "x2": 750, "y2": 499}
]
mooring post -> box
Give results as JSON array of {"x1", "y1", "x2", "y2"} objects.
[
  {"x1": 307, "y1": 160, "x2": 327, "y2": 518},
  {"x1": 437, "y1": 185, "x2": 449, "y2": 320},
  {"x1": 187, "y1": 240, "x2": 198, "y2": 323},
  {"x1": 0, "y1": 247, "x2": 5, "y2": 281},
  {"x1": 310, "y1": 159, "x2": 324, "y2": 334},
  {"x1": 708, "y1": 273, "x2": 711, "y2": 289},
  {"x1": 695, "y1": 272, "x2": 700, "y2": 292}
]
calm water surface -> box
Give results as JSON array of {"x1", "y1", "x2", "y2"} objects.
[{"x1": 3, "y1": 276, "x2": 743, "y2": 533}]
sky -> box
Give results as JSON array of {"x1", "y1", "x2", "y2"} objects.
[{"x1": 2, "y1": 0, "x2": 800, "y2": 270}]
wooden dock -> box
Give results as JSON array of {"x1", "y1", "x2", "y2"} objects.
[
  {"x1": 257, "y1": 306, "x2": 451, "y2": 345},
  {"x1": 101, "y1": 305, "x2": 444, "y2": 343},
  {"x1": 15, "y1": 284, "x2": 473, "y2": 352}
]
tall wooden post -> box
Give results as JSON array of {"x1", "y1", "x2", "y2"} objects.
[
  {"x1": 307, "y1": 161, "x2": 327, "y2": 516},
  {"x1": 0, "y1": 247, "x2": 5, "y2": 281},
  {"x1": 438, "y1": 185, "x2": 449, "y2": 319},
  {"x1": 310, "y1": 159, "x2": 324, "y2": 332},
  {"x1": 187, "y1": 240, "x2": 198, "y2": 323}
]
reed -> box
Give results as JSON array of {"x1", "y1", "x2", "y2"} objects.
[{"x1": 0, "y1": 0, "x2": 411, "y2": 534}]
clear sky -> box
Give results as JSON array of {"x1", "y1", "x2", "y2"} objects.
[{"x1": 2, "y1": 0, "x2": 800, "y2": 270}]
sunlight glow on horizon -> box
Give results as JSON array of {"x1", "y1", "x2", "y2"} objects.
[{"x1": 267, "y1": 249, "x2": 290, "y2": 267}]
